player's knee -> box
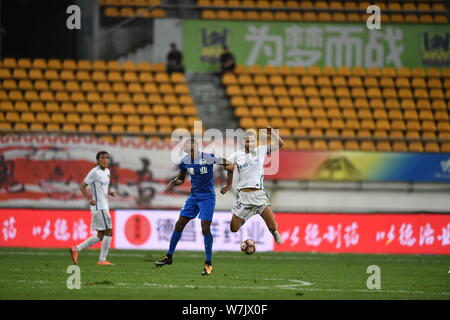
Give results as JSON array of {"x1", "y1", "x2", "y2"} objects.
[
  {"x1": 201, "y1": 225, "x2": 210, "y2": 235},
  {"x1": 174, "y1": 221, "x2": 186, "y2": 232}
]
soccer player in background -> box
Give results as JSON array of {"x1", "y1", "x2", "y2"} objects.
[
  {"x1": 226, "y1": 126, "x2": 284, "y2": 245},
  {"x1": 155, "y1": 138, "x2": 234, "y2": 276},
  {"x1": 70, "y1": 151, "x2": 116, "y2": 265}
]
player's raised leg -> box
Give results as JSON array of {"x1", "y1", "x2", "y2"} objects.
[
  {"x1": 70, "y1": 234, "x2": 101, "y2": 264},
  {"x1": 261, "y1": 205, "x2": 282, "y2": 244},
  {"x1": 230, "y1": 213, "x2": 245, "y2": 233},
  {"x1": 155, "y1": 216, "x2": 191, "y2": 266}
]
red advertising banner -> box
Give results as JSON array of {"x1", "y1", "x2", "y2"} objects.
[
  {"x1": 1, "y1": 209, "x2": 449, "y2": 255},
  {"x1": 0, "y1": 209, "x2": 115, "y2": 249},
  {"x1": 276, "y1": 213, "x2": 450, "y2": 254}
]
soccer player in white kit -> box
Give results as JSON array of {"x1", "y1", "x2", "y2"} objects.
[
  {"x1": 227, "y1": 126, "x2": 284, "y2": 244},
  {"x1": 70, "y1": 151, "x2": 116, "y2": 265}
]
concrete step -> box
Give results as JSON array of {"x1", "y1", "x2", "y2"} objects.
[{"x1": 187, "y1": 72, "x2": 239, "y2": 131}]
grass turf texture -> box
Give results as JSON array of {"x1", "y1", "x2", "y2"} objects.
[{"x1": 0, "y1": 248, "x2": 449, "y2": 300}]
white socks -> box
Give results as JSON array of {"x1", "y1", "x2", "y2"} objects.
[
  {"x1": 76, "y1": 236, "x2": 100, "y2": 252},
  {"x1": 99, "y1": 236, "x2": 112, "y2": 262}
]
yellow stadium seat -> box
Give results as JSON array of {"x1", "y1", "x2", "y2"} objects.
[
  {"x1": 2, "y1": 57, "x2": 17, "y2": 68},
  {"x1": 230, "y1": 10, "x2": 245, "y2": 20},
  {"x1": 0, "y1": 102, "x2": 14, "y2": 112},
  {"x1": 17, "y1": 58, "x2": 31, "y2": 68},
  {"x1": 375, "y1": 141, "x2": 391, "y2": 152},
  {"x1": 419, "y1": 14, "x2": 433, "y2": 23},
  {"x1": 441, "y1": 143, "x2": 450, "y2": 153},
  {"x1": 30, "y1": 123, "x2": 45, "y2": 131},
  {"x1": 105, "y1": 103, "x2": 121, "y2": 114},
  {"x1": 392, "y1": 141, "x2": 407, "y2": 152},
  {"x1": 288, "y1": 11, "x2": 302, "y2": 21},
  {"x1": 297, "y1": 140, "x2": 312, "y2": 150},
  {"x1": 0, "y1": 68, "x2": 12, "y2": 79},
  {"x1": 303, "y1": 12, "x2": 317, "y2": 22},
  {"x1": 406, "y1": 120, "x2": 421, "y2": 131},
  {"x1": 344, "y1": 140, "x2": 359, "y2": 151},
  {"x1": 245, "y1": 11, "x2": 260, "y2": 20},
  {"x1": 435, "y1": 111, "x2": 449, "y2": 121},
  {"x1": 12, "y1": 69, "x2": 27, "y2": 79},
  {"x1": 404, "y1": 110, "x2": 419, "y2": 120},
  {"x1": 217, "y1": 10, "x2": 231, "y2": 20},
  {"x1": 91, "y1": 103, "x2": 106, "y2": 113},
  {"x1": 328, "y1": 140, "x2": 343, "y2": 151},
  {"x1": 380, "y1": 77, "x2": 395, "y2": 88},
  {"x1": 434, "y1": 15, "x2": 448, "y2": 23},
  {"x1": 422, "y1": 131, "x2": 437, "y2": 141},
  {"x1": 408, "y1": 142, "x2": 423, "y2": 153}
]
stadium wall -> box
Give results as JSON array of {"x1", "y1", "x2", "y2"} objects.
[{"x1": 1, "y1": 135, "x2": 450, "y2": 212}]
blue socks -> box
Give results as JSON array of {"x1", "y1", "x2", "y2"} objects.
[
  {"x1": 167, "y1": 231, "x2": 182, "y2": 255},
  {"x1": 167, "y1": 230, "x2": 213, "y2": 264},
  {"x1": 204, "y1": 233, "x2": 213, "y2": 264}
]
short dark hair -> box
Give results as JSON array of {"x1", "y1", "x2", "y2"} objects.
[
  {"x1": 170, "y1": 43, "x2": 176, "y2": 48},
  {"x1": 223, "y1": 45, "x2": 228, "y2": 50},
  {"x1": 96, "y1": 151, "x2": 110, "y2": 160}
]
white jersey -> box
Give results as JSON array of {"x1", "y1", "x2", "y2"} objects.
[
  {"x1": 83, "y1": 166, "x2": 111, "y2": 210},
  {"x1": 228, "y1": 145, "x2": 269, "y2": 191}
]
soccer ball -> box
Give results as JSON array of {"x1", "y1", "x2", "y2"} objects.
[{"x1": 240, "y1": 239, "x2": 256, "y2": 255}]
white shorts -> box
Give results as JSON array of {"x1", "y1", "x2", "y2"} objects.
[
  {"x1": 91, "y1": 209, "x2": 112, "y2": 231},
  {"x1": 231, "y1": 189, "x2": 271, "y2": 222}
]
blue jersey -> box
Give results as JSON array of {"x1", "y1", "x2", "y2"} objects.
[{"x1": 179, "y1": 152, "x2": 224, "y2": 199}]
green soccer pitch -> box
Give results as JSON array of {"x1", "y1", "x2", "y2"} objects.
[{"x1": 0, "y1": 248, "x2": 449, "y2": 300}]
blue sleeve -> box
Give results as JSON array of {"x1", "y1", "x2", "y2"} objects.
[
  {"x1": 211, "y1": 153, "x2": 225, "y2": 165},
  {"x1": 179, "y1": 161, "x2": 187, "y2": 173}
]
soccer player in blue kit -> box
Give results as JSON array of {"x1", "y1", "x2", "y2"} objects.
[{"x1": 155, "y1": 138, "x2": 234, "y2": 275}]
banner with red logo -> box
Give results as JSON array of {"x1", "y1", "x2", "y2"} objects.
[
  {"x1": 114, "y1": 210, "x2": 274, "y2": 252},
  {"x1": 0, "y1": 209, "x2": 114, "y2": 249},
  {"x1": 276, "y1": 213, "x2": 450, "y2": 254},
  {"x1": 1, "y1": 209, "x2": 449, "y2": 255}
]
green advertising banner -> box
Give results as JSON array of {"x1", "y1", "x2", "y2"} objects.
[{"x1": 182, "y1": 20, "x2": 450, "y2": 72}]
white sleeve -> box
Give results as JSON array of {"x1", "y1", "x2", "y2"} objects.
[
  {"x1": 83, "y1": 168, "x2": 96, "y2": 184},
  {"x1": 227, "y1": 152, "x2": 236, "y2": 163},
  {"x1": 259, "y1": 144, "x2": 269, "y2": 155}
]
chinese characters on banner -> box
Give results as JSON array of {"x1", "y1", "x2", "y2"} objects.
[
  {"x1": 245, "y1": 25, "x2": 404, "y2": 67},
  {"x1": 114, "y1": 210, "x2": 274, "y2": 252},
  {"x1": 276, "y1": 213, "x2": 450, "y2": 254},
  {"x1": 0, "y1": 209, "x2": 104, "y2": 248}
]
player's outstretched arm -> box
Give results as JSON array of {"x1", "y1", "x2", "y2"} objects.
[
  {"x1": 80, "y1": 182, "x2": 96, "y2": 206},
  {"x1": 166, "y1": 171, "x2": 186, "y2": 193},
  {"x1": 265, "y1": 125, "x2": 285, "y2": 152},
  {"x1": 220, "y1": 165, "x2": 234, "y2": 195}
]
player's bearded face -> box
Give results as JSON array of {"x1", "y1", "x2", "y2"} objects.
[{"x1": 244, "y1": 136, "x2": 256, "y2": 151}]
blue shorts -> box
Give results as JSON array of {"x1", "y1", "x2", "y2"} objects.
[{"x1": 180, "y1": 196, "x2": 216, "y2": 222}]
